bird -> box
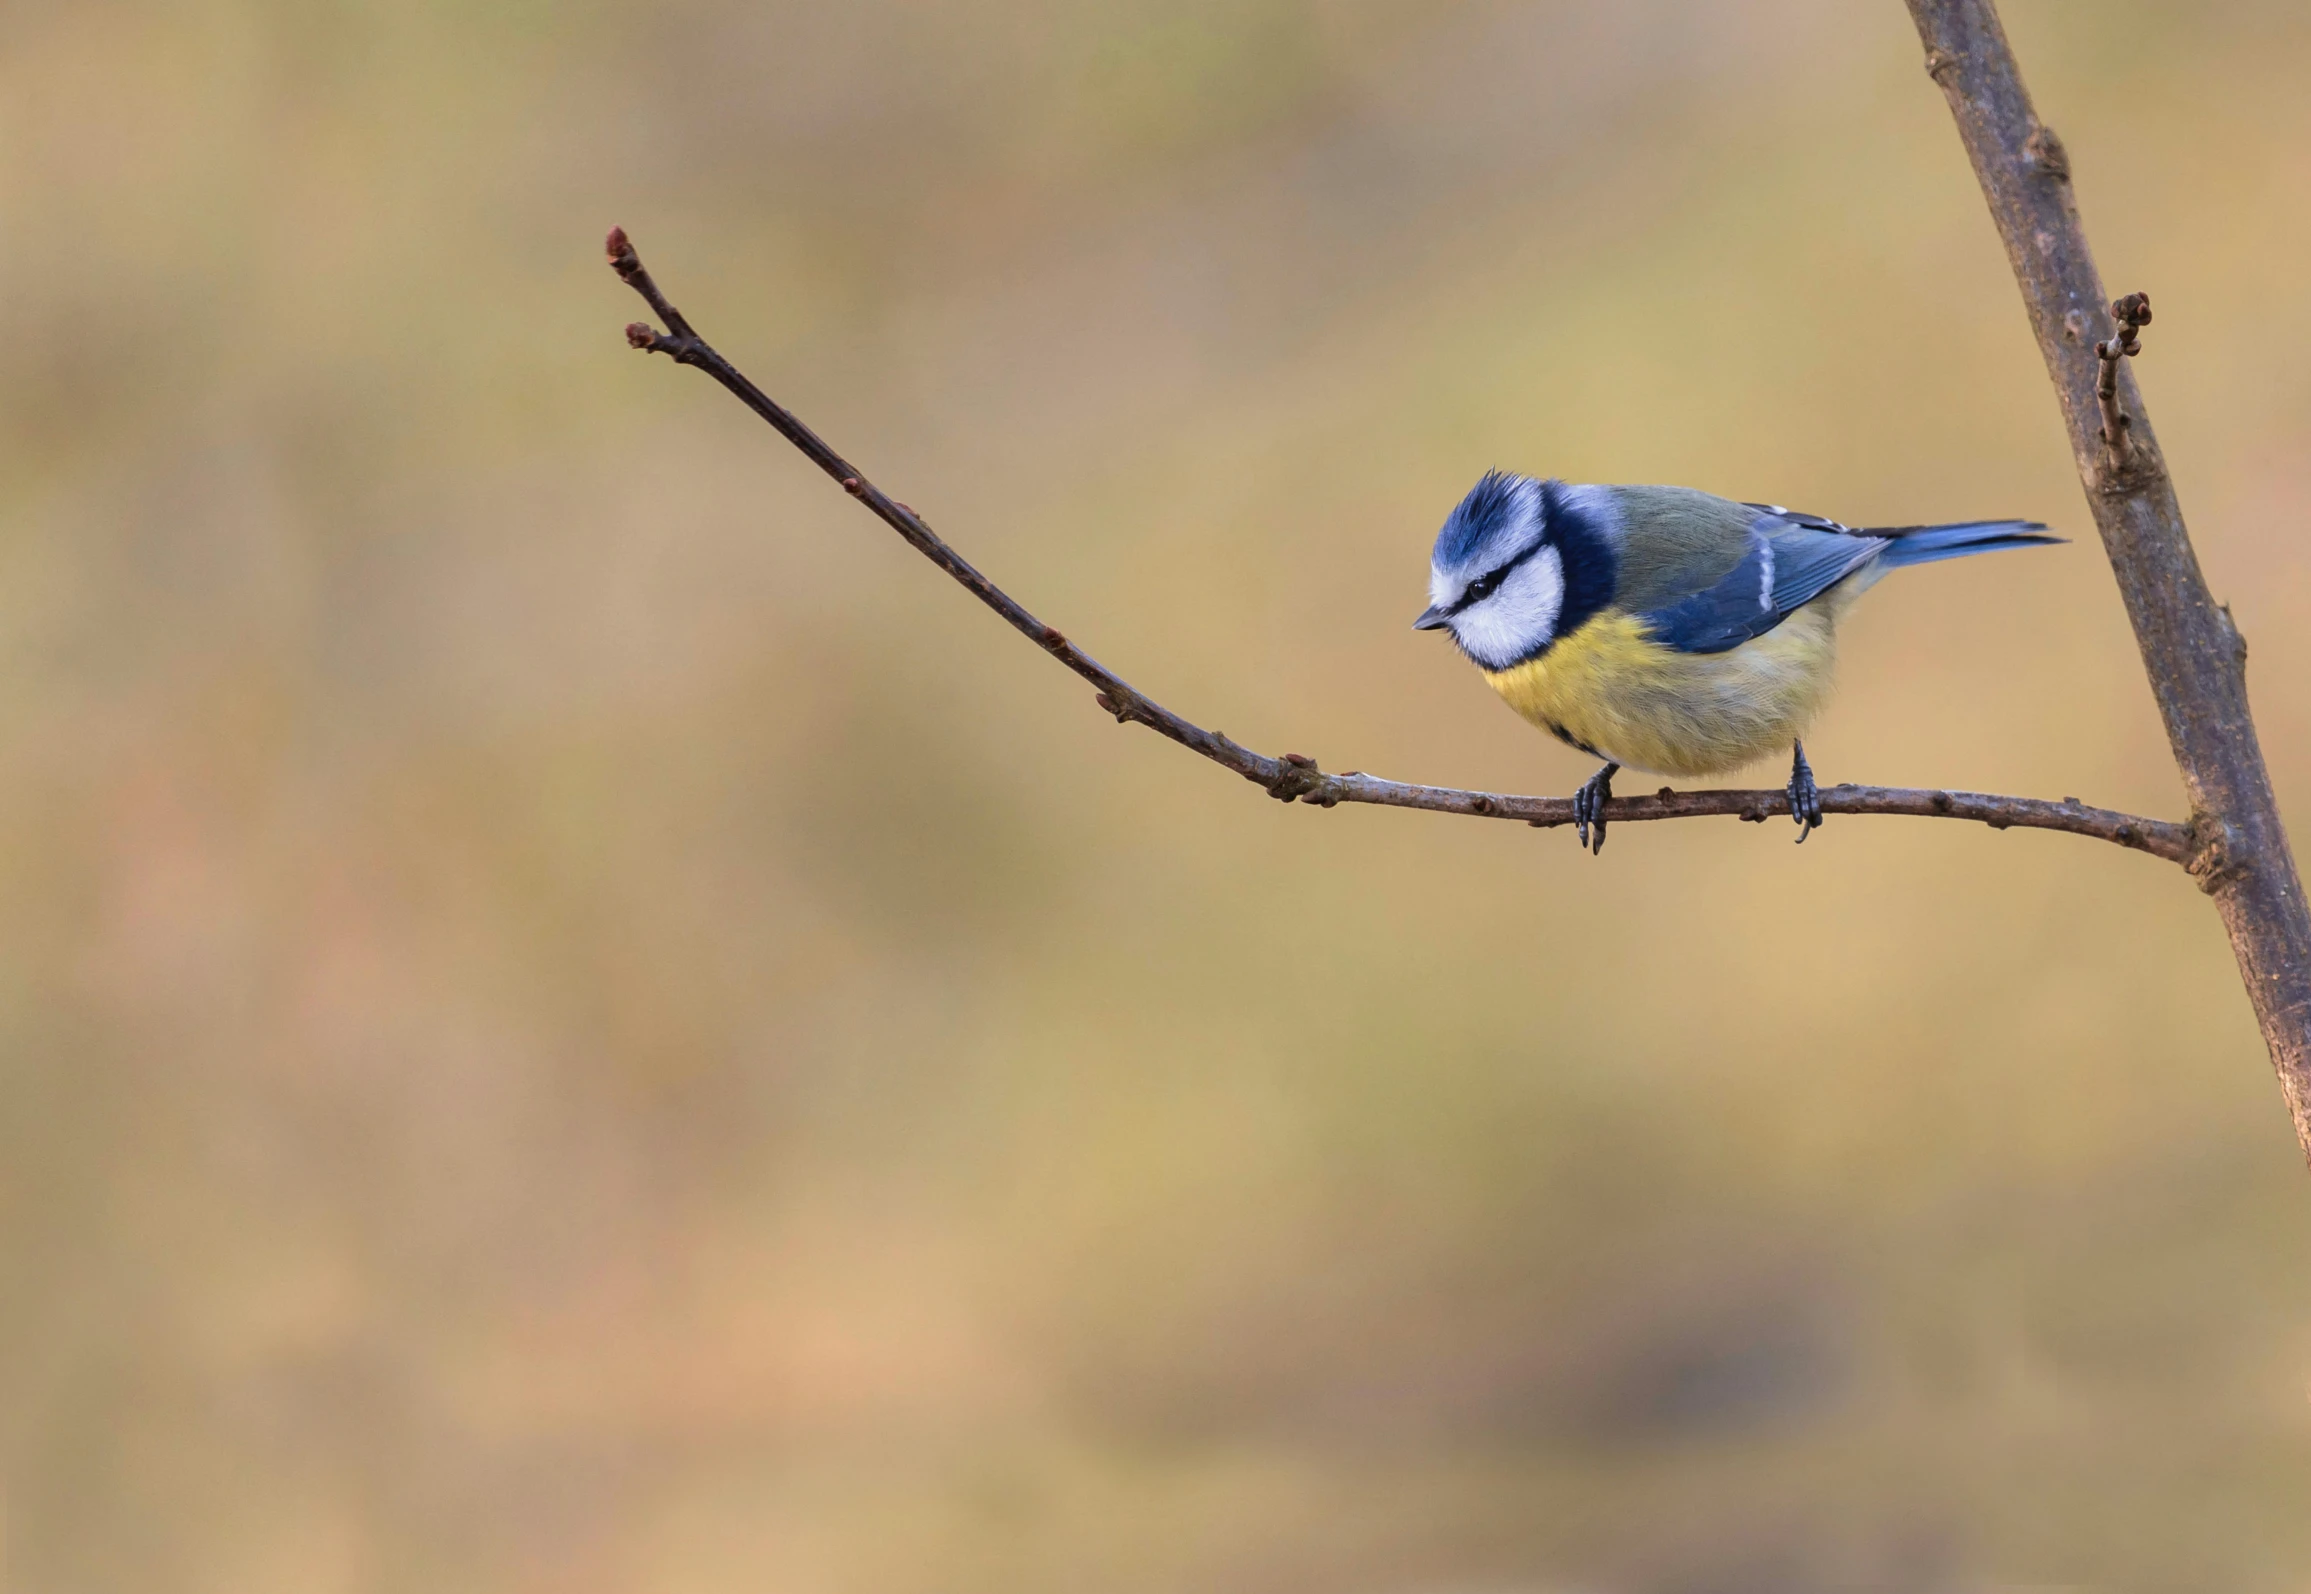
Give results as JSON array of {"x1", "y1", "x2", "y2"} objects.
[{"x1": 1413, "y1": 472, "x2": 2061, "y2": 853}]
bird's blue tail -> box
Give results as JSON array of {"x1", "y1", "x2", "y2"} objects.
[{"x1": 1868, "y1": 518, "x2": 2062, "y2": 569}]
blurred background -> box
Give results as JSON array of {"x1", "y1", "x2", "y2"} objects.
[{"x1": 7, "y1": 1, "x2": 2311, "y2": 1589}]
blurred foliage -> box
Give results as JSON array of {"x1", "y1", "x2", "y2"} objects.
[{"x1": 7, "y1": 1, "x2": 2311, "y2": 1590}]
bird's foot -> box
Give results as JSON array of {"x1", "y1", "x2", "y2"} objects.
[
  {"x1": 1787, "y1": 740, "x2": 1823, "y2": 843},
  {"x1": 1572, "y1": 761, "x2": 1619, "y2": 855}
]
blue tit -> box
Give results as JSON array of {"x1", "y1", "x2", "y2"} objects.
[{"x1": 1413, "y1": 472, "x2": 2060, "y2": 852}]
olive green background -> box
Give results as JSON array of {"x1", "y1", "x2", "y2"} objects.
[{"x1": 8, "y1": 2, "x2": 2311, "y2": 1589}]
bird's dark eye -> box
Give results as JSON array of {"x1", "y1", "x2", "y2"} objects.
[{"x1": 1462, "y1": 567, "x2": 1508, "y2": 605}]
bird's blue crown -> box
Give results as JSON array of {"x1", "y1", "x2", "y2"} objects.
[{"x1": 1432, "y1": 469, "x2": 1544, "y2": 576}]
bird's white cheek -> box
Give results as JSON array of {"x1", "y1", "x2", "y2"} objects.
[{"x1": 1453, "y1": 548, "x2": 1565, "y2": 669}]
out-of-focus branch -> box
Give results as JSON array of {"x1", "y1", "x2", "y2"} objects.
[
  {"x1": 1909, "y1": 0, "x2": 2311, "y2": 1160},
  {"x1": 605, "y1": 224, "x2": 2189, "y2": 864}
]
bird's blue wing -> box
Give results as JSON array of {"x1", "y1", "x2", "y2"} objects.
[
  {"x1": 1639, "y1": 509, "x2": 1882, "y2": 655},
  {"x1": 1752, "y1": 507, "x2": 1890, "y2": 614}
]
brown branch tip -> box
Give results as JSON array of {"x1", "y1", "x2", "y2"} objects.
[
  {"x1": 607, "y1": 227, "x2": 2189, "y2": 869},
  {"x1": 2096, "y1": 290, "x2": 2152, "y2": 466}
]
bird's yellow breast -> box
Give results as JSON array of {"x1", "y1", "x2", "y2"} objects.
[{"x1": 1482, "y1": 605, "x2": 1841, "y2": 777}]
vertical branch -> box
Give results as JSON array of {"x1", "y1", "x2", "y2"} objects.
[{"x1": 1907, "y1": 0, "x2": 2311, "y2": 1159}]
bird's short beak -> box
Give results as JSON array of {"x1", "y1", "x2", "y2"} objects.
[{"x1": 1411, "y1": 605, "x2": 1450, "y2": 631}]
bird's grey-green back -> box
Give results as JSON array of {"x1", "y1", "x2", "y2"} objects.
[{"x1": 1594, "y1": 485, "x2": 1758, "y2": 612}]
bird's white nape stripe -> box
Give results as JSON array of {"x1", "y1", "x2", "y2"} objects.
[
  {"x1": 1508, "y1": 475, "x2": 1545, "y2": 536},
  {"x1": 1448, "y1": 544, "x2": 1565, "y2": 671}
]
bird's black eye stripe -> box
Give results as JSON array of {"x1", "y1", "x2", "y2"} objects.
[
  {"x1": 1450, "y1": 535, "x2": 1554, "y2": 614},
  {"x1": 1455, "y1": 566, "x2": 1509, "y2": 610}
]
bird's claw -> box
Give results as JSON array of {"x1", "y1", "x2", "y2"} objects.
[
  {"x1": 1787, "y1": 741, "x2": 1824, "y2": 843},
  {"x1": 1572, "y1": 761, "x2": 1619, "y2": 855}
]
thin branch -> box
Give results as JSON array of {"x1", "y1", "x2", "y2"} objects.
[
  {"x1": 1909, "y1": 0, "x2": 2311, "y2": 1161},
  {"x1": 2095, "y1": 290, "x2": 2153, "y2": 469},
  {"x1": 606, "y1": 225, "x2": 2187, "y2": 865}
]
